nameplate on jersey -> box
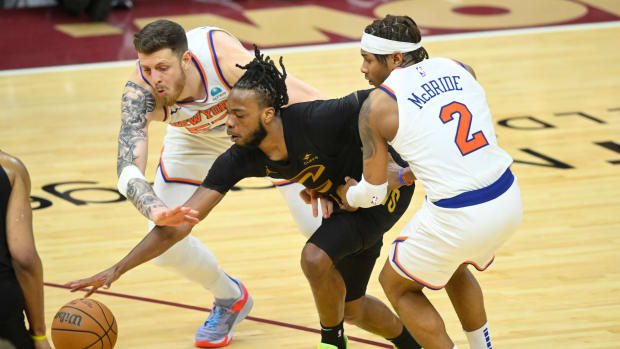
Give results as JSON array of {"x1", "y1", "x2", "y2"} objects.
[
  {"x1": 407, "y1": 75, "x2": 463, "y2": 109},
  {"x1": 168, "y1": 101, "x2": 228, "y2": 134}
]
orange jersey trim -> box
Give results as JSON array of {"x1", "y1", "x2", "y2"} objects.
[
  {"x1": 271, "y1": 179, "x2": 293, "y2": 186},
  {"x1": 177, "y1": 53, "x2": 209, "y2": 105},
  {"x1": 465, "y1": 256, "x2": 495, "y2": 271},
  {"x1": 158, "y1": 147, "x2": 202, "y2": 186},
  {"x1": 208, "y1": 30, "x2": 232, "y2": 90},
  {"x1": 391, "y1": 239, "x2": 445, "y2": 290}
]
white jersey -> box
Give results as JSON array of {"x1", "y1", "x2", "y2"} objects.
[
  {"x1": 382, "y1": 57, "x2": 512, "y2": 202},
  {"x1": 140, "y1": 26, "x2": 236, "y2": 161},
  {"x1": 139, "y1": 26, "x2": 239, "y2": 183}
]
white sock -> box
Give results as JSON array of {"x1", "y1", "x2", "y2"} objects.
[
  {"x1": 465, "y1": 321, "x2": 492, "y2": 349},
  {"x1": 151, "y1": 235, "x2": 241, "y2": 300}
]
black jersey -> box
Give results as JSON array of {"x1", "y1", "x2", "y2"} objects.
[
  {"x1": 203, "y1": 90, "x2": 381, "y2": 203},
  {"x1": 202, "y1": 90, "x2": 408, "y2": 203},
  {"x1": 0, "y1": 164, "x2": 15, "y2": 280}
]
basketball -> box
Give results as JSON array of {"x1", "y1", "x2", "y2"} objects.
[{"x1": 51, "y1": 298, "x2": 118, "y2": 349}]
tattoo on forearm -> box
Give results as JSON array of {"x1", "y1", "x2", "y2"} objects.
[
  {"x1": 359, "y1": 96, "x2": 376, "y2": 160},
  {"x1": 117, "y1": 81, "x2": 155, "y2": 176},
  {"x1": 125, "y1": 178, "x2": 164, "y2": 219}
]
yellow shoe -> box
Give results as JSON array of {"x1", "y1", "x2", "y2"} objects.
[{"x1": 317, "y1": 335, "x2": 348, "y2": 349}]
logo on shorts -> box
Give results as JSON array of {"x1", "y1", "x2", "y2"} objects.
[
  {"x1": 210, "y1": 87, "x2": 223, "y2": 96},
  {"x1": 416, "y1": 66, "x2": 426, "y2": 77}
]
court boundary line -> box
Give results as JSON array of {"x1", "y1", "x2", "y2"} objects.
[
  {"x1": 44, "y1": 282, "x2": 392, "y2": 348},
  {"x1": 1, "y1": 20, "x2": 619, "y2": 77}
]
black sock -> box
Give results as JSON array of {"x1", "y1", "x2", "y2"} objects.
[
  {"x1": 387, "y1": 326, "x2": 421, "y2": 349},
  {"x1": 320, "y1": 321, "x2": 345, "y2": 348}
]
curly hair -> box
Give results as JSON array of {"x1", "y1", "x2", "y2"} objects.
[
  {"x1": 364, "y1": 15, "x2": 428, "y2": 66},
  {"x1": 234, "y1": 45, "x2": 289, "y2": 111}
]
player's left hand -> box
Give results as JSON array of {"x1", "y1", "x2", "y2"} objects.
[
  {"x1": 150, "y1": 205, "x2": 200, "y2": 226},
  {"x1": 299, "y1": 188, "x2": 334, "y2": 218},
  {"x1": 338, "y1": 177, "x2": 359, "y2": 212},
  {"x1": 65, "y1": 266, "x2": 122, "y2": 298}
]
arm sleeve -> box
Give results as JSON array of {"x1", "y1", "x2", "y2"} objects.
[{"x1": 201, "y1": 146, "x2": 262, "y2": 194}]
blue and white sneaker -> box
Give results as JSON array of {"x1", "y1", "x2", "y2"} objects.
[{"x1": 194, "y1": 278, "x2": 254, "y2": 348}]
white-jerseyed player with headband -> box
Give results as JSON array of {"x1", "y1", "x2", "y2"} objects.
[
  {"x1": 340, "y1": 14, "x2": 523, "y2": 349},
  {"x1": 74, "y1": 19, "x2": 324, "y2": 348}
]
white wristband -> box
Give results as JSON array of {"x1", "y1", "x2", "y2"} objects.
[
  {"x1": 346, "y1": 176, "x2": 388, "y2": 208},
  {"x1": 117, "y1": 165, "x2": 147, "y2": 197}
]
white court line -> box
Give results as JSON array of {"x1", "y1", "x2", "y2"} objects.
[{"x1": 1, "y1": 20, "x2": 619, "y2": 77}]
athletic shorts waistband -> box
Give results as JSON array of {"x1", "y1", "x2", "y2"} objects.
[{"x1": 433, "y1": 168, "x2": 514, "y2": 209}]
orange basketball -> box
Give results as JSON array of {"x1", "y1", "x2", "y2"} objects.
[{"x1": 51, "y1": 298, "x2": 118, "y2": 349}]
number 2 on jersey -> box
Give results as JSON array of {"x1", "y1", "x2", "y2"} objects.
[{"x1": 439, "y1": 102, "x2": 488, "y2": 156}]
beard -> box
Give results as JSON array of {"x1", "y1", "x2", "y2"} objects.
[
  {"x1": 240, "y1": 119, "x2": 267, "y2": 148},
  {"x1": 158, "y1": 66, "x2": 186, "y2": 106}
]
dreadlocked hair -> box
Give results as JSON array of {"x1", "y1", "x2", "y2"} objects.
[
  {"x1": 364, "y1": 14, "x2": 429, "y2": 66},
  {"x1": 234, "y1": 45, "x2": 289, "y2": 111}
]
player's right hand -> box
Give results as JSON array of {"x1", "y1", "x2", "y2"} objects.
[
  {"x1": 65, "y1": 266, "x2": 122, "y2": 298},
  {"x1": 150, "y1": 205, "x2": 200, "y2": 226},
  {"x1": 299, "y1": 188, "x2": 334, "y2": 218}
]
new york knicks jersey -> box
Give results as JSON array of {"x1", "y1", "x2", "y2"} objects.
[
  {"x1": 381, "y1": 57, "x2": 513, "y2": 202},
  {"x1": 147, "y1": 26, "x2": 236, "y2": 159}
]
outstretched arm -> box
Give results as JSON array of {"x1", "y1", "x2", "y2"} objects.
[
  {"x1": 117, "y1": 78, "x2": 198, "y2": 226},
  {"x1": 2, "y1": 153, "x2": 52, "y2": 348},
  {"x1": 66, "y1": 186, "x2": 223, "y2": 296}
]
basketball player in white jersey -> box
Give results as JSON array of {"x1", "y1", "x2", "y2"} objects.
[
  {"x1": 113, "y1": 20, "x2": 323, "y2": 347},
  {"x1": 341, "y1": 15, "x2": 523, "y2": 349}
]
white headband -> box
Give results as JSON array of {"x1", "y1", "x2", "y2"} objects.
[{"x1": 360, "y1": 32, "x2": 422, "y2": 55}]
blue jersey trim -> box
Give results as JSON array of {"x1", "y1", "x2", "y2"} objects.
[
  {"x1": 273, "y1": 181, "x2": 296, "y2": 187},
  {"x1": 157, "y1": 165, "x2": 201, "y2": 186},
  {"x1": 434, "y1": 168, "x2": 514, "y2": 209},
  {"x1": 138, "y1": 60, "x2": 151, "y2": 86},
  {"x1": 453, "y1": 59, "x2": 466, "y2": 70},
  {"x1": 209, "y1": 30, "x2": 232, "y2": 90},
  {"x1": 377, "y1": 85, "x2": 396, "y2": 100}
]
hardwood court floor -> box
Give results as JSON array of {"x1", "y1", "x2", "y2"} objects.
[{"x1": 1, "y1": 24, "x2": 619, "y2": 348}]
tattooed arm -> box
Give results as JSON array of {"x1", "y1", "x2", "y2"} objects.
[
  {"x1": 117, "y1": 80, "x2": 162, "y2": 216},
  {"x1": 340, "y1": 89, "x2": 401, "y2": 208},
  {"x1": 117, "y1": 81, "x2": 156, "y2": 175},
  {"x1": 359, "y1": 89, "x2": 399, "y2": 184},
  {"x1": 118, "y1": 78, "x2": 198, "y2": 226}
]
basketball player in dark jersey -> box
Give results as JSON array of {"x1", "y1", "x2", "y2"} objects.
[
  {"x1": 0, "y1": 151, "x2": 51, "y2": 349},
  {"x1": 67, "y1": 48, "x2": 420, "y2": 349}
]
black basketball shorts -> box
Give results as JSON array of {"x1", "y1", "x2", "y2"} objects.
[
  {"x1": 0, "y1": 276, "x2": 34, "y2": 349},
  {"x1": 308, "y1": 184, "x2": 414, "y2": 301}
]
